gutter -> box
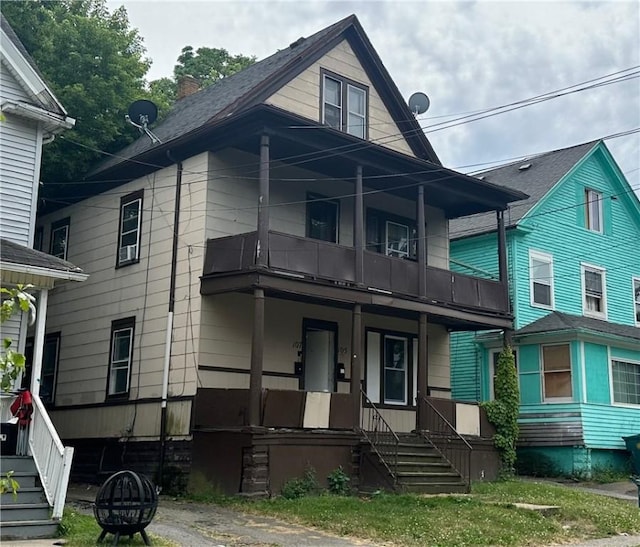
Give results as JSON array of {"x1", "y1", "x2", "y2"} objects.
[
  {"x1": 0, "y1": 261, "x2": 88, "y2": 282},
  {"x1": 1, "y1": 100, "x2": 75, "y2": 133}
]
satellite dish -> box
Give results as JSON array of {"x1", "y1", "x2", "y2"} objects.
[
  {"x1": 408, "y1": 92, "x2": 430, "y2": 115},
  {"x1": 125, "y1": 100, "x2": 161, "y2": 144},
  {"x1": 127, "y1": 99, "x2": 158, "y2": 126}
]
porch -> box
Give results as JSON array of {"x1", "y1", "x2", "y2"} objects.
[{"x1": 191, "y1": 388, "x2": 499, "y2": 496}]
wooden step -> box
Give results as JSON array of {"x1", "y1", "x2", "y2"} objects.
[
  {"x1": 0, "y1": 486, "x2": 46, "y2": 504},
  {"x1": 401, "y1": 482, "x2": 469, "y2": 494},
  {"x1": 397, "y1": 471, "x2": 462, "y2": 484},
  {"x1": 0, "y1": 502, "x2": 51, "y2": 521},
  {"x1": 0, "y1": 456, "x2": 37, "y2": 474},
  {"x1": 2, "y1": 471, "x2": 37, "y2": 488},
  {"x1": 0, "y1": 519, "x2": 59, "y2": 541}
]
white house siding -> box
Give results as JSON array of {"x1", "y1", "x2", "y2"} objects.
[
  {"x1": 265, "y1": 39, "x2": 415, "y2": 158},
  {"x1": 38, "y1": 153, "x2": 210, "y2": 438},
  {"x1": 206, "y1": 148, "x2": 449, "y2": 266},
  {"x1": 0, "y1": 64, "x2": 41, "y2": 246}
]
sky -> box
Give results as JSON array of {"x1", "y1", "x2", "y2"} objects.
[{"x1": 108, "y1": 0, "x2": 640, "y2": 193}]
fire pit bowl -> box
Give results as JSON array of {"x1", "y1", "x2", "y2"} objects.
[{"x1": 94, "y1": 470, "x2": 158, "y2": 546}]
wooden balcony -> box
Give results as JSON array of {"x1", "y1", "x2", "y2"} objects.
[{"x1": 202, "y1": 231, "x2": 510, "y2": 325}]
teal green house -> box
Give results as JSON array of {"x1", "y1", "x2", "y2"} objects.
[{"x1": 450, "y1": 141, "x2": 640, "y2": 476}]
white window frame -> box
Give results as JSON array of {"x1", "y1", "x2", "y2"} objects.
[
  {"x1": 633, "y1": 277, "x2": 640, "y2": 327},
  {"x1": 581, "y1": 263, "x2": 607, "y2": 319},
  {"x1": 385, "y1": 221, "x2": 410, "y2": 258},
  {"x1": 346, "y1": 84, "x2": 366, "y2": 138},
  {"x1": 118, "y1": 192, "x2": 143, "y2": 267},
  {"x1": 50, "y1": 220, "x2": 69, "y2": 260},
  {"x1": 321, "y1": 70, "x2": 368, "y2": 139},
  {"x1": 610, "y1": 357, "x2": 640, "y2": 407},
  {"x1": 585, "y1": 188, "x2": 603, "y2": 233},
  {"x1": 541, "y1": 343, "x2": 573, "y2": 402},
  {"x1": 383, "y1": 334, "x2": 409, "y2": 405},
  {"x1": 529, "y1": 250, "x2": 554, "y2": 309},
  {"x1": 108, "y1": 321, "x2": 134, "y2": 397},
  {"x1": 489, "y1": 348, "x2": 518, "y2": 401}
]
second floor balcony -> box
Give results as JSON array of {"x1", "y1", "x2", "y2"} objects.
[{"x1": 201, "y1": 230, "x2": 512, "y2": 330}]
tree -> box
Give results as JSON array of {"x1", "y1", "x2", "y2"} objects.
[
  {"x1": 149, "y1": 46, "x2": 255, "y2": 109},
  {"x1": 1, "y1": 0, "x2": 150, "y2": 187}
]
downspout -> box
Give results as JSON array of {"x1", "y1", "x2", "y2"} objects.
[{"x1": 158, "y1": 154, "x2": 183, "y2": 487}]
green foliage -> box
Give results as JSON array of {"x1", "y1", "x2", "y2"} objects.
[
  {"x1": 0, "y1": 285, "x2": 34, "y2": 392},
  {"x1": 280, "y1": 467, "x2": 320, "y2": 500},
  {"x1": 1, "y1": 0, "x2": 150, "y2": 187},
  {"x1": 148, "y1": 46, "x2": 255, "y2": 113},
  {"x1": 482, "y1": 346, "x2": 520, "y2": 476},
  {"x1": 0, "y1": 471, "x2": 20, "y2": 497},
  {"x1": 327, "y1": 466, "x2": 351, "y2": 496}
]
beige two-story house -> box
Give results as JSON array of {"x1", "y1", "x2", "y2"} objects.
[{"x1": 36, "y1": 15, "x2": 526, "y2": 496}]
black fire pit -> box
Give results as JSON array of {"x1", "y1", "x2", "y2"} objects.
[{"x1": 94, "y1": 470, "x2": 158, "y2": 546}]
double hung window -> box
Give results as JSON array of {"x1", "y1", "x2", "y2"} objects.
[
  {"x1": 542, "y1": 344, "x2": 572, "y2": 401},
  {"x1": 322, "y1": 72, "x2": 367, "y2": 139},
  {"x1": 108, "y1": 318, "x2": 135, "y2": 397},
  {"x1": 117, "y1": 190, "x2": 143, "y2": 266},
  {"x1": 585, "y1": 189, "x2": 603, "y2": 233},
  {"x1": 633, "y1": 278, "x2": 640, "y2": 326},
  {"x1": 529, "y1": 251, "x2": 554, "y2": 308},
  {"x1": 582, "y1": 264, "x2": 606, "y2": 318}
]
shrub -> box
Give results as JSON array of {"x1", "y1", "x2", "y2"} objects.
[
  {"x1": 327, "y1": 466, "x2": 351, "y2": 496},
  {"x1": 280, "y1": 467, "x2": 320, "y2": 500}
]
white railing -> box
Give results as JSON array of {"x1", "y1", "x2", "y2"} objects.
[{"x1": 28, "y1": 394, "x2": 74, "y2": 520}]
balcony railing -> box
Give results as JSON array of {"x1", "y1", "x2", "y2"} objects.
[{"x1": 203, "y1": 231, "x2": 508, "y2": 313}]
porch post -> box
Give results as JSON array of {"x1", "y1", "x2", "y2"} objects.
[
  {"x1": 417, "y1": 185, "x2": 427, "y2": 298},
  {"x1": 30, "y1": 288, "x2": 48, "y2": 398},
  {"x1": 256, "y1": 135, "x2": 270, "y2": 268},
  {"x1": 350, "y1": 303, "x2": 362, "y2": 428},
  {"x1": 497, "y1": 209, "x2": 513, "y2": 347},
  {"x1": 354, "y1": 165, "x2": 364, "y2": 285},
  {"x1": 249, "y1": 288, "x2": 265, "y2": 426},
  {"x1": 416, "y1": 312, "x2": 428, "y2": 430}
]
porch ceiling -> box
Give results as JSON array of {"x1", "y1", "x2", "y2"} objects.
[{"x1": 199, "y1": 270, "x2": 513, "y2": 331}]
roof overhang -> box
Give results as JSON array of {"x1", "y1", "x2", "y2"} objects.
[
  {"x1": 1, "y1": 261, "x2": 88, "y2": 289},
  {"x1": 1, "y1": 100, "x2": 75, "y2": 134},
  {"x1": 77, "y1": 104, "x2": 527, "y2": 219},
  {"x1": 0, "y1": 25, "x2": 68, "y2": 117}
]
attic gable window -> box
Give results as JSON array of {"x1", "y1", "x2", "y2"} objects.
[
  {"x1": 117, "y1": 189, "x2": 143, "y2": 268},
  {"x1": 633, "y1": 277, "x2": 640, "y2": 326},
  {"x1": 321, "y1": 70, "x2": 368, "y2": 139},
  {"x1": 585, "y1": 188, "x2": 603, "y2": 233}
]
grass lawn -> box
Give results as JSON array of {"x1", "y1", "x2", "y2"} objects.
[
  {"x1": 231, "y1": 480, "x2": 640, "y2": 547},
  {"x1": 59, "y1": 509, "x2": 176, "y2": 547}
]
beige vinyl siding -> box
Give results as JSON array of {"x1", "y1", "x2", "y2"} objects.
[
  {"x1": 50, "y1": 399, "x2": 191, "y2": 439},
  {"x1": 38, "y1": 154, "x2": 208, "y2": 419},
  {"x1": 362, "y1": 407, "x2": 416, "y2": 433},
  {"x1": 206, "y1": 148, "x2": 449, "y2": 267},
  {"x1": 265, "y1": 39, "x2": 415, "y2": 157}
]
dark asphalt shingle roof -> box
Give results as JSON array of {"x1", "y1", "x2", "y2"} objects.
[
  {"x1": 1, "y1": 238, "x2": 83, "y2": 274},
  {"x1": 93, "y1": 15, "x2": 354, "y2": 176},
  {"x1": 0, "y1": 13, "x2": 66, "y2": 116},
  {"x1": 450, "y1": 141, "x2": 599, "y2": 240},
  {"x1": 516, "y1": 311, "x2": 640, "y2": 342}
]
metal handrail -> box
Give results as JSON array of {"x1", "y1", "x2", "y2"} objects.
[
  {"x1": 359, "y1": 388, "x2": 400, "y2": 485},
  {"x1": 418, "y1": 395, "x2": 472, "y2": 488},
  {"x1": 28, "y1": 394, "x2": 74, "y2": 520}
]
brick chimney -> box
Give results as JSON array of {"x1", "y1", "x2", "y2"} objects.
[{"x1": 176, "y1": 75, "x2": 200, "y2": 100}]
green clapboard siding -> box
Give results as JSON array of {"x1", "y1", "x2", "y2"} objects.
[
  {"x1": 584, "y1": 342, "x2": 610, "y2": 404},
  {"x1": 449, "y1": 143, "x2": 640, "y2": 457}
]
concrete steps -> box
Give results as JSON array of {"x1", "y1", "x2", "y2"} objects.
[{"x1": 0, "y1": 455, "x2": 58, "y2": 541}]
